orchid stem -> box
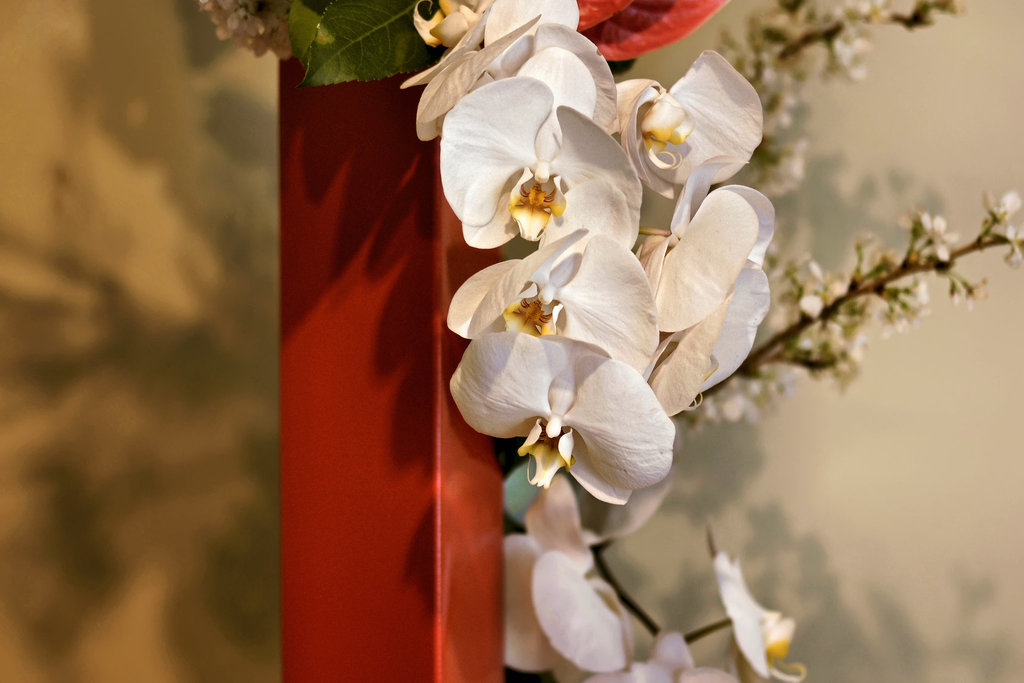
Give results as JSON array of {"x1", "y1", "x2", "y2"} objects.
[
  {"x1": 592, "y1": 543, "x2": 661, "y2": 636},
  {"x1": 683, "y1": 617, "x2": 733, "y2": 644}
]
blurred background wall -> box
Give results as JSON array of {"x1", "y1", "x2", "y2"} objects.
[
  {"x1": 0, "y1": 1, "x2": 279, "y2": 680},
  {"x1": 622, "y1": 2, "x2": 1024, "y2": 682},
  {"x1": 0, "y1": 0, "x2": 1022, "y2": 681}
]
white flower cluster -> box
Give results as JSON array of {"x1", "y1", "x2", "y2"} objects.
[
  {"x1": 198, "y1": 0, "x2": 291, "y2": 59},
  {"x1": 504, "y1": 477, "x2": 803, "y2": 682},
  {"x1": 985, "y1": 189, "x2": 1023, "y2": 268},
  {"x1": 403, "y1": 0, "x2": 782, "y2": 678}
]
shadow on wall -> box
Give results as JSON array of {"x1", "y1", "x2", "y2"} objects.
[{"x1": 0, "y1": 0, "x2": 279, "y2": 680}]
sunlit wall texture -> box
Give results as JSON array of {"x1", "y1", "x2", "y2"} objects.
[
  {"x1": 2, "y1": 1, "x2": 1023, "y2": 682},
  {"x1": 0, "y1": 1, "x2": 279, "y2": 680}
]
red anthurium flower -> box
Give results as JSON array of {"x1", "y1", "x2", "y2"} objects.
[
  {"x1": 576, "y1": 0, "x2": 633, "y2": 30},
  {"x1": 582, "y1": 0, "x2": 730, "y2": 61}
]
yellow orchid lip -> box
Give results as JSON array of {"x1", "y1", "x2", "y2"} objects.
[
  {"x1": 508, "y1": 178, "x2": 567, "y2": 241},
  {"x1": 519, "y1": 419, "x2": 575, "y2": 489},
  {"x1": 504, "y1": 297, "x2": 556, "y2": 336}
]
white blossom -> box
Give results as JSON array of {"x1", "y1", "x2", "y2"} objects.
[
  {"x1": 505, "y1": 476, "x2": 634, "y2": 675},
  {"x1": 451, "y1": 332, "x2": 674, "y2": 503},
  {"x1": 616, "y1": 51, "x2": 763, "y2": 197},
  {"x1": 440, "y1": 78, "x2": 641, "y2": 249}
]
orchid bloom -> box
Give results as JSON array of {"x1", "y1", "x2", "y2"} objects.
[
  {"x1": 585, "y1": 630, "x2": 739, "y2": 683},
  {"x1": 713, "y1": 551, "x2": 806, "y2": 682},
  {"x1": 450, "y1": 332, "x2": 673, "y2": 503},
  {"x1": 447, "y1": 231, "x2": 658, "y2": 372},
  {"x1": 406, "y1": 0, "x2": 620, "y2": 142},
  {"x1": 441, "y1": 77, "x2": 641, "y2": 248},
  {"x1": 414, "y1": 0, "x2": 493, "y2": 48},
  {"x1": 637, "y1": 161, "x2": 774, "y2": 415},
  {"x1": 415, "y1": 23, "x2": 619, "y2": 140},
  {"x1": 617, "y1": 51, "x2": 762, "y2": 197},
  {"x1": 506, "y1": 475, "x2": 634, "y2": 676},
  {"x1": 407, "y1": 0, "x2": 578, "y2": 87}
]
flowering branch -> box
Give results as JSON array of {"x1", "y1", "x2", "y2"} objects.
[
  {"x1": 718, "y1": 0, "x2": 964, "y2": 196},
  {"x1": 776, "y1": 1, "x2": 957, "y2": 62},
  {"x1": 704, "y1": 192, "x2": 1022, "y2": 403}
]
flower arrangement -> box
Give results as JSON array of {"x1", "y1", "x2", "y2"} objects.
[{"x1": 203, "y1": 0, "x2": 1021, "y2": 680}]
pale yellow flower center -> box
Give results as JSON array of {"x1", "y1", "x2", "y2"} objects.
[
  {"x1": 519, "y1": 420, "x2": 575, "y2": 489},
  {"x1": 640, "y1": 94, "x2": 695, "y2": 156},
  {"x1": 508, "y1": 179, "x2": 566, "y2": 241},
  {"x1": 503, "y1": 297, "x2": 556, "y2": 336}
]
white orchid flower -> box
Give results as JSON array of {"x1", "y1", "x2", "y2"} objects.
[
  {"x1": 585, "y1": 630, "x2": 738, "y2": 683},
  {"x1": 414, "y1": 0, "x2": 493, "y2": 48},
  {"x1": 406, "y1": 0, "x2": 577, "y2": 87},
  {"x1": 506, "y1": 475, "x2": 634, "y2": 676},
  {"x1": 441, "y1": 77, "x2": 642, "y2": 249},
  {"x1": 450, "y1": 332, "x2": 673, "y2": 503},
  {"x1": 637, "y1": 162, "x2": 773, "y2": 415},
  {"x1": 415, "y1": 23, "x2": 619, "y2": 141},
  {"x1": 406, "y1": 0, "x2": 615, "y2": 141},
  {"x1": 617, "y1": 52, "x2": 763, "y2": 197},
  {"x1": 713, "y1": 550, "x2": 806, "y2": 682},
  {"x1": 447, "y1": 231, "x2": 658, "y2": 372}
]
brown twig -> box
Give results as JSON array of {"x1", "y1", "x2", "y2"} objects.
[{"x1": 706, "y1": 234, "x2": 1006, "y2": 397}]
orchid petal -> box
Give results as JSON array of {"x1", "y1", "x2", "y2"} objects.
[
  {"x1": 415, "y1": 17, "x2": 540, "y2": 140},
  {"x1": 719, "y1": 186, "x2": 774, "y2": 268},
  {"x1": 651, "y1": 630, "x2": 695, "y2": 671},
  {"x1": 670, "y1": 158, "x2": 739, "y2": 236},
  {"x1": 450, "y1": 332, "x2": 557, "y2": 437},
  {"x1": 505, "y1": 534, "x2": 560, "y2": 671},
  {"x1": 441, "y1": 77, "x2": 552, "y2": 231},
  {"x1": 555, "y1": 236, "x2": 659, "y2": 371},
  {"x1": 700, "y1": 268, "x2": 769, "y2": 391},
  {"x1": 448, "y1": 259, "x2": 520, "y2": 337},
  {"x1": 714, "y1": 552, "x2": 771, "y2": 678},
  {"x1": 662, "y1": 51, "x2": 763, "y2": 185},
  {"x1": 565, "y1": 353, "x2": 674, "y2": 492},
  {"x1": 618, "y1": 79, "x2": 676, "y2": 197},
  {"x1": 636, "y1": 233, "x2": 672, "y2": 295},
  {"x1": 553, "y1": 108, "x2": 642, "y2": 234},
  {"x1": 566, "y1": 442, "x2": 632, "y2": 505},
  {"x1": 464, "y1": 232, "x2": 585, "y2": 337},
  {"x1": 532, "y1": 551, "x2": 629, "y2": 672},
  {"x1": 517, "y1": 47, "x2": 599, "y2": 121},
  {"x1": 485, "y1": 0, "x2": 579, "y2": 45},
  {"x1": 580, "y1": 463, "x2": 675, "y2": 545},
  {"x1": 524, "y1": 475, "x2": 593, "y2": 573},
  {"x1": 586, "y1": 664, "x2": 673, "y2": 683},
  {"x1": 657, "y1": 186, "x2": 761, "y2": 332},
  {"x1": 648, "y1": 298, "x2": 730, "y2": 416},
  {"x1": 542, "y1": 180, "x2": 639, "y2": 250},
  {"x1": 533, "y1": 25, "x2": 619, "y2": 133},
  {"x1": 401, "y1": 1, "x2": 490, "y2": 88}
]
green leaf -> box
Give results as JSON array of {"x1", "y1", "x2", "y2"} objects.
[
  {"x1": 295, "y1": 0, "x2": 442, "y2": 87},
  {"x1": 288, "y1": 0, "x2": 333, "y2": 63}
]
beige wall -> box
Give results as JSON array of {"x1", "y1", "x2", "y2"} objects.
[
  {"x1": 2, "y1": 0, "x2": 1022, "y2": 681},
  {"x1": 0, "y1": 1, "x2": 279, "y2": 680},
  {"x1": 620, "y1": 2, "x2": 1024, "y2": 681}
]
